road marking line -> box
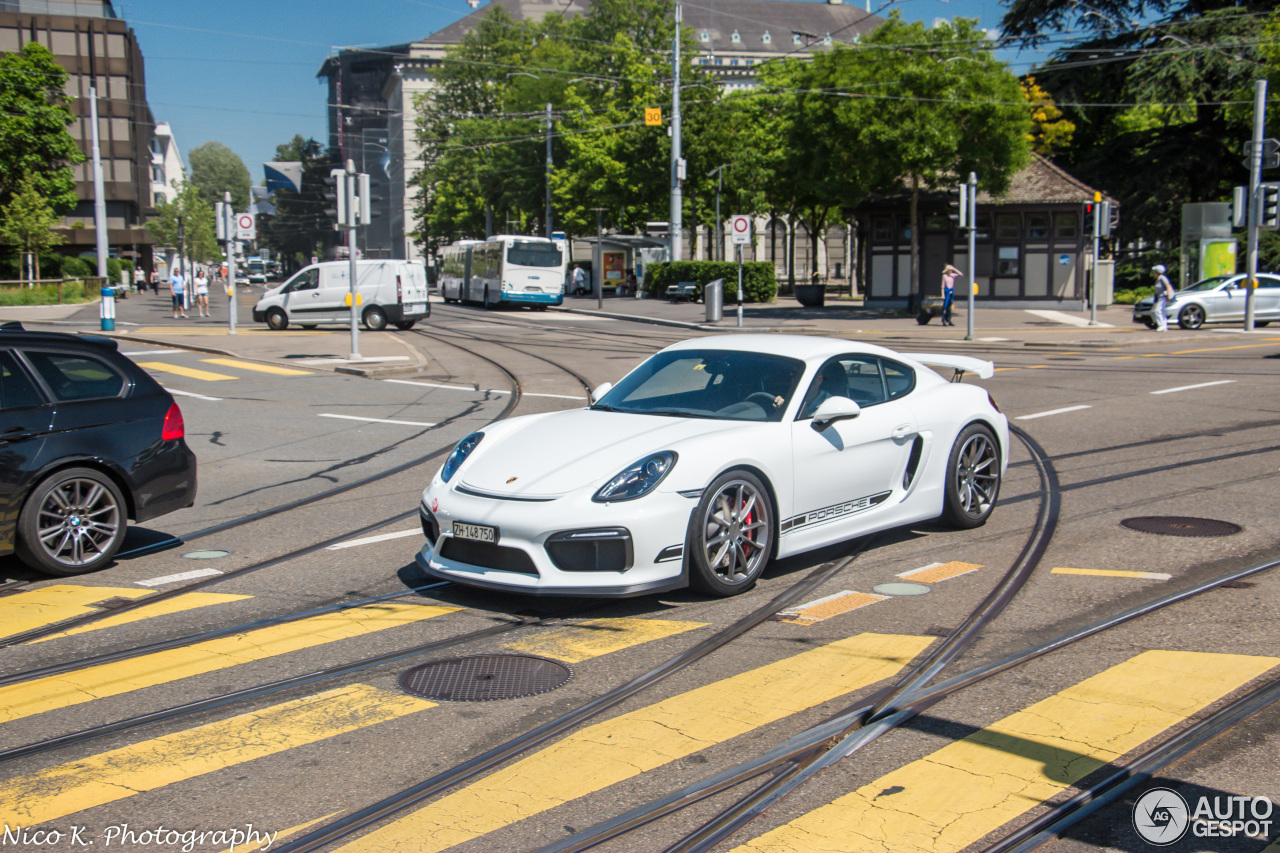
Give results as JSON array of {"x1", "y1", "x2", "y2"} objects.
[
  {"x1": 0, "y1": 602, "x2": 457, "y2": 723},
  {"x1": 332, "y1": 633, "x2": 935, "y2": 853},
  {"x1": 1151, "y1": 379, "x2": 1236, "y2": 395},
  {"x1": 121, "y1": 349, "x2": 180, "y2": 355},
  {"x1": 29, "y1": 592, "x2": 252, "y2": 643},
  {"x1": 898, "y1": 561, "x2": 983, "y2": 584},
  {"x1": 0, "y1": 584, "x2": 246, "y2": 642},
  {"x1": 137, "y1": 361, "x2": 237, "y2": 381},
  {"x1": 295, "y1": 356, "x2": 410, "y2": 365},
  {"x1": 1025, "y1": 309, "x2": 1113, "y2": 328},
  {"x1": 327, "y1": 529, "x2": 421, "y2": 550},
  {"x1": 1052, "y1": 567, "x2": 1172, "y2": 580},
  {"x1": 384, "y1": 379, "x2": 484, "y2": 392},
  {"x1": 730, "y1": 650, "x2": 1280, "y2": 853},
  {"x1": 0, "y1": 684, "x2": 435, "y2": 828},
  {"x1": 776, "y1": 590, "x2": 888, "y2": 625},
  {"x1": 318, "y1": 413, "x2": 436, "y2": 427},
  {"x1": 162, "y1": 387, "x2": 222, "y2": 401},
  {"x1": 202, "y1": 358, "x2": 313, "y2": 375},
  {"x1": 1015, "y1": 405, "x2": 1092, "y2": 420},
  {"x1": 503, "y1": 617, "x2": 707, "y2": 663},
  {"x1": 523, "y1": 391, "x2": 587, "y2": 400},
  {"x1": 135, "y1": 568, "x2": 225, "y2": 587}
]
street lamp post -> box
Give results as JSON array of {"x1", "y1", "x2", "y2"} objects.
[
  {"x1": 708, "y1": 164, "x2": 727, "y2": 262},
  {"x1": 545, "y1": 102, "x2": 554, "y2": 238}
]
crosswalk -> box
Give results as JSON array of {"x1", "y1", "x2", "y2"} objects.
[{"x1": 1, "y1": 585, "x2": 1274, "y2": 853}]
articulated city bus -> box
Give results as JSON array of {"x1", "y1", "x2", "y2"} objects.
[{"x1": 438, "y1": 235, "x2": 565, "y2": 309}]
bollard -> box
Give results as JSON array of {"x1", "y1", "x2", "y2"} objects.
[{"x1": 100, "y1": 285, "x2": 115, "y2": 331}]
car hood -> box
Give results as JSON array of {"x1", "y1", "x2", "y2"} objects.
[{"x1": 457, "y1": 408, "x2": 754, "y2": 498}]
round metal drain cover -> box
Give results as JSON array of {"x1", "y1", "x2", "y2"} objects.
[
  {"x1": 1120, "y1": 516, "x2": 1242, "y2": 537},
  {"x1": 400, "y1": 655, "x2": 572, "y2": 702}
]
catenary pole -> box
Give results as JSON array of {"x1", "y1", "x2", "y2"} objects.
[
  {"x1": 224, "y1": 193, "x2": 237, "y2": 334},
  {"x1": 1244, "y1": 79, "x2": 1266, "y2": 332},
  {"x1": 89, "y1": 87, "x2": 109, "y2": 279},
  {"x1": 545, "y1": 102, "x2": 553, "y2": 238},
  {"x1": 965, "y1": 172, "x2": 977, "y2": 340},
  {"x1": 669, "y1": 3, "x2": 683, "y2": 262},
  {"x1": 346, "y1": 159, "x2": 361, "y2": 359}
]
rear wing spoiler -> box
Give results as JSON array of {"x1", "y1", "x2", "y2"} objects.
[{"x1": 905, "y1": 353, "x2": 994, "y2": 381}]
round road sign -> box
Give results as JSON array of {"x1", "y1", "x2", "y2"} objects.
[{"x1": 731, "y1": 214, "x2": 751, "y2": 244}]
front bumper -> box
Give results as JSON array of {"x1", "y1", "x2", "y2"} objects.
[{"x1": 416, "y1": 482, "x2": 693, "y2": 597}]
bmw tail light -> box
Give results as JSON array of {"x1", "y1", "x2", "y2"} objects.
[
  {"x1": 987, "y1": 392, "x2": 1001, "y2": 413},
  {"x1": 162, "y1": 402, "x2": 185, "y2": 441}
]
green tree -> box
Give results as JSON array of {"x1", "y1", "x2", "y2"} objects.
[
  {"x1": 147, "y1": 181, "x2": 218, "y2": 264},
  {"x1": 188, "y1": 141, "x2": 251, "y2": 212},
  {"x1": 0, "y1": 173, "x2": 65, "y2": 281},
  {"x1": 0, "y1": 42, "x2": 83, "y2": 213}
]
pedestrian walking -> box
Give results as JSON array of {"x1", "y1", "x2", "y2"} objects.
[
  {"x1": 570, "y1": 264, "x2": 587, "y2": 296},
  {"x1": 150, "y1": 269, "x2": 160, "y2": 295},
  {"x1": 134, "y1": 266, "x2": 146, "y2": 293},
  {"x1": 1151, "y1": 264, "x2": 1174, "y2": 332},
  {"x1": 169, "y1": 267, "x2": 188, "y2": 319},
  {"x1": 194, "y1": 268, "x2": 210, "y2": 316},
  {"x1": 941, "y1": 264, "x2": 962, "y2": 326}
]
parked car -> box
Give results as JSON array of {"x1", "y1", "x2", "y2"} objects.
[
  {"x1": 253, "y1": 260, "x2": 430, "y2": 331},
  {"x1": 0, "y1": 324, "x2": 197, "y2": 575},
  {"x1": 1132, "y1": 273, "x2": 1280, "y2": 329},
  {"x1": 416, "y1": 335, "x2": 1007, "y2": 598}
]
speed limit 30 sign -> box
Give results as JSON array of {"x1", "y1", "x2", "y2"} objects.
[{"x1": 730, "y1": 214, "x2": 751, "y2": 245}]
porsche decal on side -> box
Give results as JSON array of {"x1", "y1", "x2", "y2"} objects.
[{"x1": 780, "y1": 491, "x2": 893, "y2": 534}]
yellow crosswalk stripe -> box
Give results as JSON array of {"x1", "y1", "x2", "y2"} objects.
[
  {"x1": 897, "y1": 561, "x2": 983, "y2": 584},
  {"x1": 0, "y1": 684, "x2": 434, "y2": 827},
  {"x1": 731, "y1": 650, "x2": 1280, "y2": 853},
  {"x1": 0, "y1": 602, "x2": 457, "y2": 724},
  {"x1": 201, "y1": 358, "x2": 313, "y2": 376},
  {"x1": 335, "y1": 632, "x2": 934, "y2": 853},
  {"x1": 0, "y1": 585, "x2": 249, "y2": 642},
  {"x1": 777, "y1": 591, "x2": 887, "y2": 625},
  {"x1": 137, "y1": 361, "x2": 237, "y2": 381},
  {"x1": 502, "y1": 617, "x2": 707, "y2": 663}
]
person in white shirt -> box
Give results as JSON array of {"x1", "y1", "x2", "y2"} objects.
[{"x1": 194, "y1": 269, "x2": 210, "y2": 317}]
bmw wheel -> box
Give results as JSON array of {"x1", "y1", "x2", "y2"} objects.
[
  {"x1": 17, "y1": 468, "x2": 128, "y2": 576},
  {"x1": 1179, "y1": 304, "x2": 1205, "y2": 330},
  {"x1": 688, "y1": 470, "x2": 774, "y2": 596},
  {"x1": 940, "y1": 423, "x2": 1001, "y2": 529}
]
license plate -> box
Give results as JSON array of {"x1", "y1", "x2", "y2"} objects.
[
  {"x1": 452, "y1": 521, "x2": 497, "y2": 543},
  {"x1": 405, "y1": 303, "x2": 424, "y2": 314}
]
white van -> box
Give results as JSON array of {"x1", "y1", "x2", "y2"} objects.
[{"x1": 252, "y1": 260, "x2": 430, "y2": 331}]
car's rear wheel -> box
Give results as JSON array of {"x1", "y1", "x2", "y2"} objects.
[
  {"x1": 941, "y1": 423, "x2": 1001, "y2": 529},
  {"x1": 1179, "y1": 304, "x2": 1205, "y2": 330},
  {"x1": 363, "y1": 306, "x2": 388, "y2": 331},
  {"x1": 688, "y1": 470, "x2": 774, "y2": 596},
  {"x1": 394, "y1": 320, "x2": 416, "y2": 330},
  {"x1": 266, "y1": 308, "x2": 288, "y2": 331},
  {"x1": 17, "y1": 467, "x2": 127, "y2": 576}
]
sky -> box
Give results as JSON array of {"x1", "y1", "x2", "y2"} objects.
[{"x1": 116, "y1": 0, "x2": 1041, "y2": 183}]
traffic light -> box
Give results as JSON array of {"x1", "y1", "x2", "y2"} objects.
[
  {"x1": 1084, "y1": 202, "x2": 1094, "y2": 237},
  {"x1": 1260, "y1": 183, "x2": 1280, "y2": 230},
  {"x1": 949, "y1": 184, "x2": 968, "y2": 229},
  {"x1": 1230, "y1": 186, "x2": 1248, "y2": 229}
]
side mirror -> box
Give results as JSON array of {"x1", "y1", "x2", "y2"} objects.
[
  {"x1": 811, "y1": 396, "x2": 860, "y2": 431},
  {"x1": 590, "y1": 382, "x2": 613, "y2": 403}
]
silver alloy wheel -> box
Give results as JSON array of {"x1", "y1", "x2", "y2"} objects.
[
  {"x1": 954, "y1": 431, "x2": 999, "y2": 519},
  {"x1": 698, "y1": 478, "x2": 771, "y2": 586},
  {"x1": 34, "y1": 476, "x2": 122, "y2": 569},
  {"x1": 1179, "y1": 304, "x2": 1205, "y2": 330}
]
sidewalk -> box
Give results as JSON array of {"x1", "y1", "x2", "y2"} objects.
[{"x1": 6, "y1": 287, "x2": 1250, "y2": 379}]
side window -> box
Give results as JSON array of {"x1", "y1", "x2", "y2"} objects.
[
  {"x1": 287, "y1": 269, "x2": 318, "y2": 291},
  {"x1": 800, "y1": 356, "x2": 915, "y2": 418},
  {"x1": 882, "y1": 359, "x2": 916, "y2": 400},
  {"x1": 21, "y1": 351, "x2": 125, "y2": 402},
  {"x1": 0, "y1": 351, "x2": 45, "y2": 409}
]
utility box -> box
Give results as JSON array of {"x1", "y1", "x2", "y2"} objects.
[
  {"x1": 705, "y1": 278, "x2": 723, "y2": 322},
  {"x1": 1094, "y1": 259, "x2": 1114, "y2": 308}
]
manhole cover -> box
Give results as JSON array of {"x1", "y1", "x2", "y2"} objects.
[
  {"x1": 400, "y1": 655, "x2": 572, "y2": 702},
  {"x1": 1120, "y1": 517, "x2": 1242, "y2": 537},
  {"x1": 873, "y1": 582, "x2": 931, "y2": 596}
]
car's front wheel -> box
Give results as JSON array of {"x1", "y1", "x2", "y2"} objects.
[
  {"x1": 17, "y1": 468, "x2": 128, "y2": 575},
  {"x1": 688, "y1": 470, "x2": 774, "y2": 596},
  {"x1": 266, "y1": 308, "x2": 288, "y2": 331},
  {"x1": 940, "y1": 423, "x2": 1001, "y2": 529},
  {"x1": 1179, "y1": 304, "x2": 1206, "y2": 330}
]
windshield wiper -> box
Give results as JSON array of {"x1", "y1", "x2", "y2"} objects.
[{"x1": 640, "y1": 409, "x2": 715, "y2": 419}]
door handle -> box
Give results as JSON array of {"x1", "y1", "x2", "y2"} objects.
[{"x1": 892, "y1": 424, "x2": 914, "y2": 439}]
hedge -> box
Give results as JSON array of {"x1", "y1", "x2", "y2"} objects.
[
  {"x1": 0, "y1": 280, "x2": 96, "y2": 306},
  {"x1": 643, "y1": 261, "x2": 777, "y2": 303}
]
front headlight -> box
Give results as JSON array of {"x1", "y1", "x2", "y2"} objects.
[
  {"x1": 441, "y1": 432, "x2": 483, "y2": 483},
  {"x1": 593, "y1": 451, "x2": 677, "y2": 503}
]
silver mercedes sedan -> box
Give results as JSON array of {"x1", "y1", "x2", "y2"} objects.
[{"x1": 1132, "y1": 273, "x2": 1280, "y2": 329}]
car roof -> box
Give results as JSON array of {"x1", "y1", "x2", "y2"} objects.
[
  {"x1": 661, "y1": 334, "x2": 904, "y2": 364},
  {"x1": 0, "y1": 325, "x2": 121, "y2": 353}
]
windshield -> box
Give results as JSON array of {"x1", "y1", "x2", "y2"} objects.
[
  {"x1": 593, "y1": 350, "x2": 805, "y2": 422},
  {"x1": 1181, "y1": 276, "x2": 1231, "y2": 293},
  {"x1": 506, "y1": 241, "x2": 562, "y2": 268}
]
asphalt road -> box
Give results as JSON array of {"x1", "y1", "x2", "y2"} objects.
[{"x1": 1, "y1": 297, "x2": 1278, "y2": 853}]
